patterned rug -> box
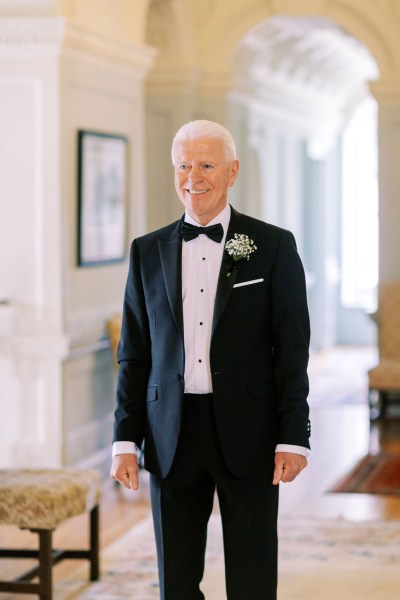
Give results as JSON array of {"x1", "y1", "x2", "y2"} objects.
[
  {"x1": 330, "y1": 452, "x2": 400, "y2": 495},
  {"x1": 56, "y1": 514, "x2": 400, "y2": 600}
]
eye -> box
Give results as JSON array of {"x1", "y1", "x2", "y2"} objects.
[{"x1": 203, "y1": 164, "x2": 214, "y2": 169}]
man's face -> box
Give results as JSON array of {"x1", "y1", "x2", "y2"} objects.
[{"x1": 173, "y1": 137, "x2": 239, "y2": 225}]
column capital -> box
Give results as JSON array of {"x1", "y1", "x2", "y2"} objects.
[
  {"x1": 0, "y1": 17, "x2": 64, "y2": 57},
  {"x1": 0, "y1": 16, "x2": 156, "y2": 76},
  {"x1": 369, "y1": 79, "x2": 400, "y2": 106},
  {"x1": 147, "y1": 66, "x2": 232, "y2": 97},
  {"x1": 63, "y1": 21, "x2": 156, "y2": 78}
]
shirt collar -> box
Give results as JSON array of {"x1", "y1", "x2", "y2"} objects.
[{"x1": 184, "y1": 203, "x2": 231, "y2": 240}]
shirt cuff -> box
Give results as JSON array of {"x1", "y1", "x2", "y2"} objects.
[
  {"x1": 275, "y1": 444, "x2": 310, "y2": 457},
  {"x1": 112, "y1": 441, "x2": 140, "y2": 457}
]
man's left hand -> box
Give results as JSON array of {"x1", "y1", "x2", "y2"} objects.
[{"x1": 272, "y1": 452, "x2": 307, "y2": 485}]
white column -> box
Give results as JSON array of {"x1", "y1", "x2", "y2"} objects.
[
  {"x1": 0, "y1": 17, "x2": 67, "y2": 467},
  {"x1": 370, "y1": 80, "x2": 400, "y2": 283},
  {"x1": 259, "y1": 126, "x2": 282, "y2": 227},
  {"x1": 0, "y1": 16, "x2": 155, "y2": 468}
]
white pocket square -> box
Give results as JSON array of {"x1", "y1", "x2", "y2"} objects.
[{"x1": 233, "y1": 278, "x2": 264, "y2": 288}]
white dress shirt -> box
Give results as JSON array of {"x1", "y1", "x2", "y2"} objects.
[
  {"x1": 113, "y1": 203, "x2": 308, "y2": 458},
  {"x1": 181, "y1": 204, "x2": 230, "y2": 393}
]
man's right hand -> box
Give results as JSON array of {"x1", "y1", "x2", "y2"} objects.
[{"x1": 110, "y1": 453, "x2": 139, "y2": 491}]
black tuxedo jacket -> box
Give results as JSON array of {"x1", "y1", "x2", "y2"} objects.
[{"x1": 114, "y1": 207, "x2": 310, "y2": 479}]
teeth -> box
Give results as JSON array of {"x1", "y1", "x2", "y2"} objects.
[{"x1": 187, "y1": 189, "x2": 208, "y2": 195}]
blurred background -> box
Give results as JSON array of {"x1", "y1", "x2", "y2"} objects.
[{"x1": 0, "y1": 0, "x2": 399, "y2": 474}]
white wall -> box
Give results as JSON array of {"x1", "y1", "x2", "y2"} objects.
[
  {"x1": 0, "y1": 14, "x2": 154, "y2": 469},
  {"x1": 60, "y1": 29, "x2": 154, "y2": 470},
  {"x1": 0, "y1": 18, "x2": 66, "y2": 467}
]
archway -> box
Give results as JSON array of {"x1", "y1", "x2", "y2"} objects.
[
  {"x1": 228, "y1": 15, "x2": 379, "y2": 349},
  {"x1": 144, "y1": 0, "x2": 400, "y2": 289}
]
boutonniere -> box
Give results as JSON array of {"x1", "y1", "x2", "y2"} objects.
[{"x1": 225, "y1": 233, "x2": 257, "y2": 277}]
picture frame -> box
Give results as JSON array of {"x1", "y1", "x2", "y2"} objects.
[{"x1": 77, "y1": 130, "x2": 128, "y2": 266}]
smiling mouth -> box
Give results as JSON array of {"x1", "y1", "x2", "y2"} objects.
[{"x1": 185, "y1": 189, "x2": 209, "y2": 195}]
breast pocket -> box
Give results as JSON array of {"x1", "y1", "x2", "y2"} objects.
[{"x1": 233, "y1": 278, "x2": 264, "y2": 289}]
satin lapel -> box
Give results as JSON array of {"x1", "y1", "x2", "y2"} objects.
[
  {"x1": 211, "y1": 208, "x2": 242, "y2": 338},
  {"x1": 158, "y1": 221, "x2": 184, "y2": 342}
]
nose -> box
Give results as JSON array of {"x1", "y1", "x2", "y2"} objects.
[{"x1": 188, "y1": 164, "x2": 202, "y2": 181}]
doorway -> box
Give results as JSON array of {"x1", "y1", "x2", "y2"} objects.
[{"x1": 229, "y1": 15, "x2": 379, "y2": 350}]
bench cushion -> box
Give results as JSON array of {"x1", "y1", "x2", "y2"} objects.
[{"x1": 0, "y1": 468, "x2": 102, "y2": 529}]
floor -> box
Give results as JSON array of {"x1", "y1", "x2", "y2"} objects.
[
  {"x1": 1, "y1": 345, "x2": 400, "y2": 596},
  {"x1": 280, "y1": 345, "x2": 400, "y2": 522}
]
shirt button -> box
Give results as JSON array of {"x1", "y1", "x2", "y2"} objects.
[
  {"x1": 202, "y1": 257, "x2": 206, "y2": 261},
  {"x1": 200, "y1": 322, "x2": 203, "y2": 325},
  {"x1": 198, "y1": 359, "x2": 202, "y2": 363},
  {"x1": 200, "y1": 289, "x2": 204, "y2": 292}
]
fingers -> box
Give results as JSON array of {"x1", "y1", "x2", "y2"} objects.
[
  {"x1": 272, "y1": 461, "x2": 284, "y2": 486},
  {"x1": 110, "y1": 453, "x2": 140, "y2": 491},
  {"x1": 272, "y1": 452, "x2": 307, "y2": 485}
]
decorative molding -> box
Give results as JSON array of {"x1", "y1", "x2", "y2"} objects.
[
  {"x1": 230, "y1": 15, "x2": 380, "y2": 157},
  {"x1": 0, "y1": 0, "x2": 57, "y2": 13},
  {"x1": 0, "y1": 17, "x2": 65, "y2": 56},
  {"x1": 10, "y1": 334, "x2": 69, "y2": 360},
  {"x1": 230, "y1": 86, "x2": 342, "y2": 160},
  {"x1": 147, "y1": 66, "x2": 232, "y2": 96},
  {"x1": 369, "y1": 79, "x2": 400, "y2": 106},
  {"x1": 65, "y1": 304, "x2": 119, "y2": 359},
  {"x1": 65, "y1": 413, "x2": 114, "y2": 465},
  {"x1": 63, "y1": 21, "x2": 156, "y2": 77},
  {"x1": 326, "y1": 1, "x2": 396, "y2": 76},
  {"x1": 0, "y1": 17, "x2": 156, "y2": 75},
  {"x1": 230, "y1": 80, "x2": 342, "y2": 131},
  {"x1": 233, "y1": 15, "x2": 378, "y2": 106},
  {"x1": 67, "y1": 336, "x2": 111, "y2": 360},
  {"x1": 73, "y1": 443, "x2": 113, "y2": 474}
]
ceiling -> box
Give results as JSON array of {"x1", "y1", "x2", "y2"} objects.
[{"x1": 233, "y1": 15, "x2": 379, "y2": 116}]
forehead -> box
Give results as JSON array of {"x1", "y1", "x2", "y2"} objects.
[{"x1": 173, "y1": 137, "x2": 225, "y2": 162}]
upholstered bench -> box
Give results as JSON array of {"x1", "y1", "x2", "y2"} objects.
[{"x1": 0, "y1": 468, "x2": 102, "y2": 600}]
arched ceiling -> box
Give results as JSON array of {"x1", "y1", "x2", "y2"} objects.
[{"x1": 233, "y1": 15, "x2": 379, "y2": 115}]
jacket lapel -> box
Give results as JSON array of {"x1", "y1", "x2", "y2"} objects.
[
  {"x1": 211, "y1": 207, "x2": 242, "y2": 337},
  {"x1": 158, "y1": 209, "x2": 251, "y2": 341},
  {"x1": 158, "y1": 220, "x2": 184, "y2": 342}
]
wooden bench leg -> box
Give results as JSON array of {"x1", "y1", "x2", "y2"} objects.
[
  {"x1": 380, "y1": 391, "x2": 389, "y2": 417},
  {"x1": 37, "y1": 529, "x2": 53, "y2": 600},
  {"x1": 90, "y1": 505, "x2": 100, "y2": 581},
  {"x1": 0, "y1": 506, "x2": 100, "y2": 595}
]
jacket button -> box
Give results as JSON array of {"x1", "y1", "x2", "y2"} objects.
[
  {"x1": 213, "y1": 371, "x2": 223, "y2": 375},
  {"x1": 176, "y1": 374, "x2": 183, "y2": 381}
]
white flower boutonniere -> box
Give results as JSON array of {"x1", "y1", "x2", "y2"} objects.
[{"x1": 225, "y1": 233, "x2": 257, "y2": 277}]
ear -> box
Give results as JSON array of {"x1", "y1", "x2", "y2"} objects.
[{"x1": 229, "y1": 159, "x2": 240, "y2": 187}]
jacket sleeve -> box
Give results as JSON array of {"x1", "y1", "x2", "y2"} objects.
[
  {"x1": 113, "y1": 239, "x2": 151, "y2": 448},
  {"x1": 270, "y1": 230, "x2": 311, "y2": 448}
]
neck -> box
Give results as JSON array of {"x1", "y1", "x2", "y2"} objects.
[{"x1": 187, "y1": 204, "x2": 228, "y2": 226}]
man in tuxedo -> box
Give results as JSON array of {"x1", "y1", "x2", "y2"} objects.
[{"x1": 111, "y1": 120, "x2": 310, "y2": 600}]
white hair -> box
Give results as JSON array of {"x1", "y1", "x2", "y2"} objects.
[{"x1": 171, "y1": 120, "x2": 237, "y2": 163}]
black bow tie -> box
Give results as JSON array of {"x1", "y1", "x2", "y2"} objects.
[{"x1": 181, "y1": 221, "x2": 224, "y2": 243}]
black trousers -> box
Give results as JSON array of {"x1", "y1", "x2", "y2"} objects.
[{"x1": 150, "y1": 394, "x2": 279, "y2": 600}]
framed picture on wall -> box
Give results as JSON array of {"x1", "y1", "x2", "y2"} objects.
[{"x1": 77, "y1": 130, "x2": 128, "y2": 266}]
